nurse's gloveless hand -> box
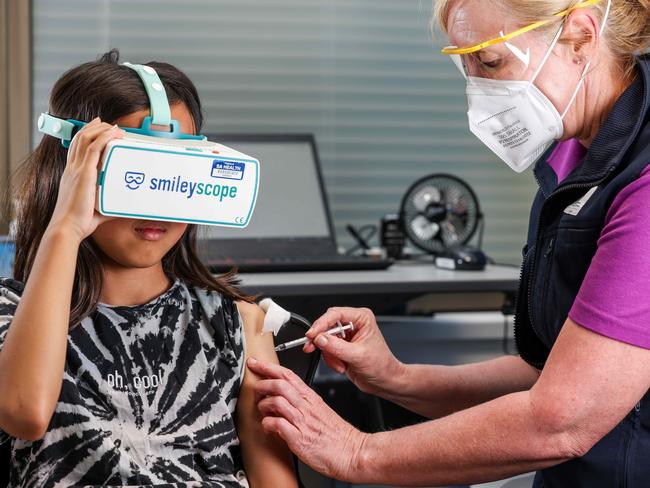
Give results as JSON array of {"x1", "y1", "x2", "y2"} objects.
[
  {"x1": 303, "y1": 307, "x2": 404, "y2": 395},
  {"x1": 247, "y1": 357, "x2": 368, "y2": 482},
  {"x1": 47, "y1": 118, "x2": 124, "y2": 241}
]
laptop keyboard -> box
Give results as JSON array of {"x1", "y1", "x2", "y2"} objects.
[{"x1": 208, "y1": 254, "x2": 393, "y2": 273}]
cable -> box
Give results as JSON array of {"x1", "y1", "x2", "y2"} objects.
[
  {"x1": 502, "y1": 313, "x2": 512, "y2": 355},
  {"x1": 345, "y1": 224, "x2": 377, "y2": 256},
  {"x1": 476, "y1": 213, "x2": 485, "y2": 251}
]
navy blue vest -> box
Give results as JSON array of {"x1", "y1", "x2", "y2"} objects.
[{"x1": 514, "y1": 55, "x2": 650, "y2": 487}]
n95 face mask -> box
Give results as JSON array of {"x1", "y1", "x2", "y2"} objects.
[
  {"x1": 37, "y1": 62, "x2": 259, "y2": 227},
  {"x1": 466, "y1": 76, "x2": 563, "y2": 173}
]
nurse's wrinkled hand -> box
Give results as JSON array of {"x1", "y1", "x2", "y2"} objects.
[
  {"x1": 303, "y1": 307, "x2": 404, "y2": 396},
  {"x1": 246, "y1": 357, "x2": 368, "y2": 481}
]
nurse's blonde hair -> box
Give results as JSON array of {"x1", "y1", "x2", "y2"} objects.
[{"x1": 433, "y1": 0, "x2": 650, "y2": 79}]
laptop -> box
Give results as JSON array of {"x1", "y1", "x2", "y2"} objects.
[{"x1": 198, "y1": 134, "x2": 393, "y2": 273}]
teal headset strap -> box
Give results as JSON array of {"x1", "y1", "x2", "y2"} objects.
[
  {"x1": 37, "y1": 112, "x2": 77, "y2": 143},
  {"x1": 122, "y1": 62, "x2": 172, "y2": 127},
  {"x1": 36, "y1": 62, "x2": 206, "y2": 145}
]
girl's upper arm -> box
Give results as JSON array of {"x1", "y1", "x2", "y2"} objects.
[
  {"x1": 237, "y1": 301, "x2": 280, "y2": 367},
  {"x1": 235, "y1": 301, "x2": 298, "y2": 488}
]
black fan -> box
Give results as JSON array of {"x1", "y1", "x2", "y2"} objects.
[{"x1": 400, "y1": 173, "x2": 482, "y2": 256}]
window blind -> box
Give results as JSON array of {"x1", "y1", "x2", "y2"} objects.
[{"x1": 32, "y1": 0, "x2": 538, "y2": 264}]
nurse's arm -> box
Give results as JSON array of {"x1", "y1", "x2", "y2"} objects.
[
  {"x1": 374, "y1": 354, "x2": 540, "y2": 420},
  {"x1": 251, "y1": 318, "x2": 650, "y2": 485},
  {"x1": 354, "y1": 318, "x2": 650, "y2": 486},
  {"x1": 307, "y1": 306, "x2": 540, "y2": 420}
]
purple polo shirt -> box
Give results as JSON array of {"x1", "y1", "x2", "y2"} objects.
[{"x1": 547, "y1": 139, "x2": 650, "y2": 349}]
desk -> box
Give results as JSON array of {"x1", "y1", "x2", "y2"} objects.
[{"x1": 237, "y1": 262, "x2": 520, "y2": 320}]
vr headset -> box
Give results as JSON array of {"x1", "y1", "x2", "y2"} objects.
[{"x1": 37, "y1": 62, "x2": 259, "y2": 228}]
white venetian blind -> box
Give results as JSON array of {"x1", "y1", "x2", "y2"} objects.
[{"x1": 32, "y1": 0, "x2": 538, "y2": 264}]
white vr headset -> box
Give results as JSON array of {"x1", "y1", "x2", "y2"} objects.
[{"x1": 37, "y1": 62, "x2": 259, "y2": 228}]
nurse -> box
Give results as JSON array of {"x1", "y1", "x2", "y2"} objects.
[{"x1": 247, "y1": 0, "x2": 650, "y2": 486}]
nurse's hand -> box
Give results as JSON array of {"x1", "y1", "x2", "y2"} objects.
[
  {"x1": 247, "y1": 357, "x2": 368, "y2": 482},
  {"x1": 303, "y1": 307, "x2": 404, "y2": 396}
]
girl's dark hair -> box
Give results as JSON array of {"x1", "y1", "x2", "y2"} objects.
[{"x1": 12, "y1": 49, "x2": 253, "y2": 326}]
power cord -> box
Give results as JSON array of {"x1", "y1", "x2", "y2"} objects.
[{"x1": 345, "y1": 224, "x2": 378, "y2": 256}]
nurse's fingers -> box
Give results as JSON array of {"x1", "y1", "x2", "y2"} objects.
[
  {"x1": 261, "y1": 416, "x2": 301, "y2": 445},
  {"x1": 253, "y1": 378, "x2": 305, "y2": 410},
  {"x1": 321, "y1": 352, "x2": 347, "y2": 374},
  {"x1": 247, "y1": 357, "x2": 303, "y2": 384},
  {"x1": 306, "y1": 307, "x2": 377, "y2": 347},
  {"x1": 258, "y1": 395, "x2": 304, "y2": 426}
]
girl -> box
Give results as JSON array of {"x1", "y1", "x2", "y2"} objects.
[{"x1": 0, "y1": 49, "x2": 297, "y2": 488}]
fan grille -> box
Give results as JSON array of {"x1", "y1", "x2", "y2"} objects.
[{"x1": 400, "y1": 174, "x2": 479, "y2": 254}]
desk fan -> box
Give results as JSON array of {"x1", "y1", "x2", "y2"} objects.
[{"x1": 399, "y1": 173, "x2": 487, "y2": 270}]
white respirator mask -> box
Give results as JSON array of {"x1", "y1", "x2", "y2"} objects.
[{"x1": 443, "y1": 0, "x2": 611, "y2": 173}]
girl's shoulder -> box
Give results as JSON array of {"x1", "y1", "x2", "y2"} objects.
[
  {"x1": 184, "y1": 281, "x2": 263, "y2": 324},
  {"x1": 183, "y1": 281, "x2": 268, "y2": 351},
  {"x1": 185, "y1": 281, "x2": 239, "y2": 321}
]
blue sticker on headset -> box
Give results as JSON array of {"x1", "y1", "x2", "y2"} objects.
[{"x1": 211, "y1": 160, "x2": 245, "y2": 181}]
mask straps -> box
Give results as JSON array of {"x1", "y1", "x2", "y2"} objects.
[
  {"x1": 560, "y1": 0, "x2": 612, "y2": 118},
  {"x1": 527, "y1": 19, "x2": 566, "y2": 90}
]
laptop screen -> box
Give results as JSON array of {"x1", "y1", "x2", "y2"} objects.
[{"x1": 200, "y1": 136, "x2": 332, "y2": 240}]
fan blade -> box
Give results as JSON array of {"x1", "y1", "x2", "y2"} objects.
[
  {"x1": 411, "y1": 215, "x2": 440, "y2": 241},
  {"x1": 412, "y1": 186, "x2": 441, "y2": 212},
  {"x1": 441, "y1": 219, "x2": 461, "y2": 244}
]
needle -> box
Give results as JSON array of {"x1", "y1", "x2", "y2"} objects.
[{"x1": 274, "y1": 322, "x2": 355, "y2": 352}]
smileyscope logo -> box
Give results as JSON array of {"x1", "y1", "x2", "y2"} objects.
[
  {"x1": 121, "y1": 169, "x2": 240, "y2": 202},
  {"x1": 125, "y1": 171, "x2": 145, "y2": 190}
]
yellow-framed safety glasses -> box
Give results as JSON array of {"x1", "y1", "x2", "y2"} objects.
[{"x1": 441, "y1": 0, "x2": 602, "y2": 56}]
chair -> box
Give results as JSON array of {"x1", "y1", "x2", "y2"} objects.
[
  {"x1": 272, "y1": 311, "x2": 322, "y2": 488},
  {"x1": 273, "y1": 311, "x2": 320, "y2": 386},
  {"x1": 0, "y1": 440, "x2": 8, "y2": 487},
  {"x1": 0, "y1": 300, "x2": 320, "y2": 488}
]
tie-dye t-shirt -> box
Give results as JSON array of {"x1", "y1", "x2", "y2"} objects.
[{"x1": 0, "y1": 279, "x2": 249, "y2": 488}]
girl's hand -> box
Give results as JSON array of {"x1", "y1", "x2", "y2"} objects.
[{"x1": 47, "y1": 118, "x2": 124, "y2": 241}]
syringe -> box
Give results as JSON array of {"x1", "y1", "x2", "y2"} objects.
[{"x1": 274, "y1": 321, "x2": 354, "y2": 352}]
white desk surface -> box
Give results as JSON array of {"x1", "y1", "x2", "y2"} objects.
[{"x1": 237, "y1": 262, "x2": 520, "y2": 297}]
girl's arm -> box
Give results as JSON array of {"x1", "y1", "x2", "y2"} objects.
[
  {"x1": 0, "y1": 120, "x2": 123, "y2": 440},
  {"x1": 236, "y1": 301, "x2": 298, "y2": 488}
]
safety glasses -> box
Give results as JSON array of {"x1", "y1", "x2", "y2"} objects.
[{"x1": 442, "y1": 0, "x2": 603, "y2": 79}]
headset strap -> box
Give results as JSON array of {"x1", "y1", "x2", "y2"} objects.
[
  {"x1": 122, "y1": 62, "x2": 172, "y2": 127},
  {"x1": 37, "y1": 112, "x2": 77, "y2": 144},
  {"x1": 37, "y1": 63, "x2": 205, "y2": 146}
]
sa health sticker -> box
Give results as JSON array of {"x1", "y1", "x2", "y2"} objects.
[{"x1": 211, "y1": 160, "x2": 245, "y2": 181}]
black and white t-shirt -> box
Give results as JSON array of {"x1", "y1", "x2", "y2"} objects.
[{"x1": 0, "y1": 279, "x2": 249, "y2": 488}]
